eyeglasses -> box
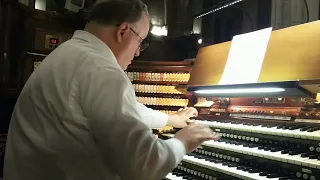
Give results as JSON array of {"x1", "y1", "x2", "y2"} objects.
[
  {"x1": 115, "y1": 24, "x2": 149, "y2": 51},
  {"x1": 129, "y1": 27, "x2": 149, "y2": 51}
]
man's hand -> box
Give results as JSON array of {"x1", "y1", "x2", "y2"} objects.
[
  {"x1": 174, "y1": 123, "x2": 221, "y2": 153},
  {"x1": 167, "y1": 107, "x2": 198, "y2": 128}
]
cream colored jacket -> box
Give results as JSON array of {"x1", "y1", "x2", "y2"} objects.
[{"x1": 3, "y1": 30, "x2": 185, "y2": 180}]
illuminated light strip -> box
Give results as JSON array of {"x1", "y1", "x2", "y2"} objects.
[
  {"x1": 195, "y1": 88, "x2": 285, "y2": 94},
  {"x1": 195, "y1": 0, "x2": 244, "y2": 19}
]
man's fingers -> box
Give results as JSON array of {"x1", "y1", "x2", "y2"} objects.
[
  {"x1": 192, "y1": 122, "x2": 210, "y2": 130},
  {"x1": 186, "y1": 124, "x2": 212, "y2": 134},
  {"x1": 178, "y1": 107, "x2": 188, "y2": 112},
  {"x1": 186, "y1": 119, "x2": 193, "y2": 124},
  {"x1": 201, "y1": 127, "x2": 214, "y2": 134},
  {"x1": 175, "y1": 123, "x2": 220, "y2": 152},
  {"x1": 198, "y1": 132, "x2": 221, "y2": 141},
  {"x1": 212, "y1": 135, "x2": 221, "y2": 140},
  {"x1": 200, "y1": 136, "x2": 221, "y2": 142},
  {"x1": 195, "y1": 127, "x2": 221, "y2": 140},
  {"x1": 184, "y1": 107, "x2": 198, "y2": 117},
  {"x1": 176, "y1": 107, "x2": 199, "y2": 118}
]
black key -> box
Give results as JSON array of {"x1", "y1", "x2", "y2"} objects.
[
  {"x1": 301, "y1": 153, "x2": 310, "y2": 158},
  {"x1": 279, "y1": 175, "x2": 298, "y2": 180},
  {"x1": 242, "y1": 167, "x2": 251, "y2": 171},
  {"x1": 288, "y1": 125, "x2": 302, "y2": 130},
  {"x1": 230, "y1": 140, "x2": 237, "y2": 145},
  {"x1": 259, "y1": 172, "x2": 269, "y2": 176},
  {"x1": 307, "y1": 127, "x2": 320, "y2": 132},
  {"x1": 309, "y1": 154, "x2": 320, "y2": 159},
  {"x1": 265, "y1": 124, "x2": 275, "y2": 128},
  {"x1": 214, "y1": 159, "x2": 224, "y2": 163},
  {"x1": 281, "y1": 149, "x2": 290, "y2": 154},
  {"x1": 237, "y1": 166, "x2": 245, "y2": 170},
  {"x1": 234, "y1": 141, "x2": 242, "y2": 145},
  {"x1": 266, "y1": 173, "x2": 279, "y2": 178},
  {"x1": 300, "y1": 126, "x2": 312, "y2": 131},
  {"x1": 248, "y1": 168, "x2": 260, "y2": 173},
  {"x1": 235, "y1": 121, "x2": 242, "y2": 124},
  {"x1": 249, "y1": 143, "x2": 259, "y2": 148},
  {"x1": 222, "y1": 162, "x2": 231, "y2": 166},
  {"x1": 264, "y1": 146, "x2": 272, "y2": 151},
  {"x1": 271, "y1": 147, "x2": 283, "y2": 152},
  {"x1": 288, "y1": 151, "x2": 300, "y2": 155},
  {"x1": 282, "y1": 125, "x2": 290, "y2": 129},
  {"x1": 279, "y1": 177, "x2": 290, "y2": 180},
  {"x1": 227, "y1": 163, "x2": 238, "y2": 167}
]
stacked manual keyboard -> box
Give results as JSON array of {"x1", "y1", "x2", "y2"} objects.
[{"x1": 162, "y1": 119, "x2": 320, "y2": 180}]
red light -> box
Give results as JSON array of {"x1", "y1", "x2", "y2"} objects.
[
  {"x1": 50, "y1": 39, "x2": 57, "y2": 44},
  {"x1": 49, "y1": 38, "x2": 59, "y2": 45}
]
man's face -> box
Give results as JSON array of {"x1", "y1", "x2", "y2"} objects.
[{"x1": 114, "y1": 12, "x2": 150, "y2": 70}]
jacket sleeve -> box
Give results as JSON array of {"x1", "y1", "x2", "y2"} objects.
[
  {"x1": 135, "y1": 102, "x2": 168, "y2": 128},
  {"x1": 78, "y1": 67, "x2": 185, "y2": 180}
]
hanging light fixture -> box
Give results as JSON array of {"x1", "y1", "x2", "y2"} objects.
[
  {"x1": 150, "y1": 26, "x2": 168, "y2": 36},
  {"x1": 194, "y1": 0, "x2": 245, "y2": 19}
]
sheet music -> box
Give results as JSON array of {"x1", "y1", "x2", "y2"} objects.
[
  {"x1": 219, "y1": 27, "x2": 273, "y2": 85},
  {"x1": 64, "y1": 0, "x2": 85, "y2": 12},
  {"x1": 18, "y1": 0, "x2": 29, "y2": 6}
]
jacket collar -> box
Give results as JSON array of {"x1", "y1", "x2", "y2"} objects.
[{"x1": 72, "y1": 30, "x2": 117, "y2": 61}]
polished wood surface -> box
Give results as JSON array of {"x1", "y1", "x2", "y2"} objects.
[
  {"x1": 188, "y1": 42, "x2": 231, "y2": 86},
  {"x1": 259, "y1": 21, "x2": 320, "y2": 82},
  {"x1": 194, "y1": 96, "x2": 320, "y2": 122},
  {"x1": 188, "y1": 20, "x2": 320, "y2": 86}
]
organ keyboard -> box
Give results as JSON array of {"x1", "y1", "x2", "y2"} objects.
[{"x1": 161, "y1": 97, "x2": 320, "y2": 180}]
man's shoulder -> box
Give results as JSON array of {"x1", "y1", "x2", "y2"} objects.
[
  {"x1": 51, "y1": 37, "x2": 128, "y2": 83},
  {"x1": 60, "y1": 39, "x2": 109, "y2": 60},
  {"x1": 59, "y1": 39, "x2": 120, "y2": 71}
]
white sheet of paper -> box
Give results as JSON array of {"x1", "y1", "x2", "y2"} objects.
[
  {"x1": 219, "y1": 27, "x2": 273, "y2": 85},
  {"x1": 64, "y1": 0, "x2": 84, "y2": 12}
]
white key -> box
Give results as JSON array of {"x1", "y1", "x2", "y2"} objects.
[
  {"x1": 194, "y1": 120, "x2": 320, "y2": 141},
  {"x1": 161, "y1": 134, "x2": 320, "y2": 169},
  {"x1": 165, "y1": 172, "x2": 184, "y2": 180},
  {"x1": 183, "y1": 155, "x2": 278, "y2": 180},
  {"x1": 202, "y1": 140, "x2": 320, "y2": 170}
]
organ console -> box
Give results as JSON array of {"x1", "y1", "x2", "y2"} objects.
[
  {"x1": 160, "y1": 21, "x2": 320, "y2": 180},
  {"x1": 126, "y1": 61, "x2": 194, "y2": 133}
]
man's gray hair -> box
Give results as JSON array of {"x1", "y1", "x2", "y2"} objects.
[{"x1": 87, "y1": 0, "x2": 149, "y2": 25}]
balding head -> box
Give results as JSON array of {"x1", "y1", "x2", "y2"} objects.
[{"x1": 85, "y1": 0, "x2": 150, "y2": 70}]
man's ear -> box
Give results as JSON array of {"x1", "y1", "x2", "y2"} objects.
[{"x1": 115, "y1": 22, "x2": 130, "y2": 43}]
